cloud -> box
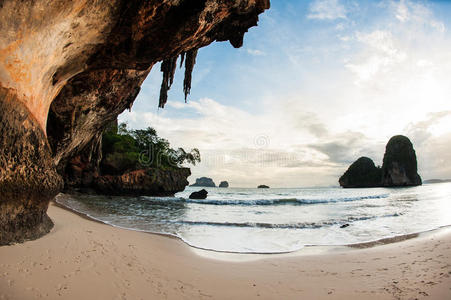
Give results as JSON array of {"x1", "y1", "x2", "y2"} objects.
[
  {"x1": 344, "y1": 0, "x2": 451, "y2": 93},
  {"x1": 307, "y1": 131, "x2": 384, "y2": 165},
  {"x1": 345, "y1": 30, "x2": 406, "y2": 83},
  {"x1": 246, "y1": 49, "x2": 266, "y2": 56},
  {"x1": 405, "y1": 111, "x2": 451, "y2": 146},
  {"x1": 335, "y1": 23, "x2": 346, "y2": 31},
  {"x1": 307, "y1": 0, "x2": 347, "y2": 20},
  {"x1": 119, "y1": 0, "x2": 451, "y2": 186},
  {"x1": 388, "y1": 0, "x2": 446, "y2": 32},
  {"x1": 120, "y1": 97, "x2": 366, "y2": 187},
  {"x1": 403, "y1": 112, "x2": 451, "y2": 179},
  {"x1": 419, "y1": 132, "x2": 451, "y2": 179}
]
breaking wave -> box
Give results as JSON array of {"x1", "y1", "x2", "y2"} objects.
[{"x1": 141, "y1": 194, "x2": 389, "y2": 206}]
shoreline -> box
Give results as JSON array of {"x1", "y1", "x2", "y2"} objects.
[
  {"x1": 1, "y1": 202, "x2": 450, "y2": 299},
  {"x1": 54, "y1": 196, "x2": 451, "y2": 256}
]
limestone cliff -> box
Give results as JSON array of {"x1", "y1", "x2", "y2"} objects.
[
  {"x1": 94, "y1": 168, "x2": 191, "y2": 196},
  {"x1": 381, "y1": 135, "x2": 422, "y2": 187},
  {"x1": 0, "y1": 0, "x2": 270, "y2": 245},
  {"x1": 339, "y1": 135, "x2": 422, "y2": 188},
  {"x1": 339, "y1": 157, "x2": 382, "y2": 188}
]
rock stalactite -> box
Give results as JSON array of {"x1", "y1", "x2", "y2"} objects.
[
  {"x1": 158, "y1": 56, "x2": 178, "y2": 108},
  {"x1": 0, "y1": 0, "x2": 270, "y2": 245},
  {"x1": 180, "y1": 52, "x2": 186, "y2": 68},
  {"x1": 183, "y1": 49, "x2": 199, "y2": 101},
  {"x1": 158, "y1": 47, "x2": 199, "y2": 108}
]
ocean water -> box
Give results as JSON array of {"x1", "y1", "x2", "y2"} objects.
[{"x1": 56, "y1": 183, "x2": 451, "y2": 253}]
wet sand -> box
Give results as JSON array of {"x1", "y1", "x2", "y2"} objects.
[{"x1": 0, "y1": 202, "x2": 450, "y2": 299}]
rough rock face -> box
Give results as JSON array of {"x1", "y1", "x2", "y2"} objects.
[
  {"x1": 381, "y1": 135, "x2": 422, "y2": 187},
  {"x1": 191, "y1": 177, "x2": 216, "y2": 187},
  {"x1": 339, "y1": 135, "x2": 422, "y2": 188},
  {"x1": 0, "y1": 0, "x2": 270, "y2": 244},
  {"x1": 219, "y1": 181, "x2": 229, "y2": 188},
  {"x1": 0, "y1": 89, "x2": 63, "y2": 244},
  {"x1": 60, "y1": 138, "x2": 192, "y2": 196},
  {"x1": 339, "y1": 157, "x2": 382, "y2": 188},
  {"x1": 47, "y1": 69, "x2": 148, "y2": 169},
  {"x1": 94, "y1": 168, "x2": 191, "y2": 196},
  {"x1": 189, "y1": 189, "x2": 208, "y2": 200}
]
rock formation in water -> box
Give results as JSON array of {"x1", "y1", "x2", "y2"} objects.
[
  {"x1": 258, "y1": 185, "x2": 269, "y2": 188},
  {"x1": 94, "y1": 168, "x2": 191, "y2": 196},
  {"x1": 219, "y1": 181, "x2": 229, "y2": 188},
  {"x1": 0, "y1": 0, "x2": 270, "y2": 245},
  {"x1": 63, "y1": 152, "x2": 191, "y2": 196},
  {"x1": 381, "y1": 135, "x2": 422, "y2": 187},
  {"x1": 339, "y1": 135, "x2": 422, "y2": 188},
  {"x1": 189, "y1": 189, "x2": 208, "y2": 200},
  {"x1": 338, "y1": 157, "x2": 382, "y2": 188},
  {"x1": 61, "y1": 121, "x2": 195, "y2": 196},
  {"x1": 191, "y1": 177, "x2": 216, "y2": 187}
]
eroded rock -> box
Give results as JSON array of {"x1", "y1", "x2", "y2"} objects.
[
  {"x1": 219, "y1": 181, "x2": 229, "y2": 188},
  {"x1": 339, "y1": 135, "x2": 422, "y2": 188},
  {"x1": 0, "y1": 0, "x2": 270, "y2": 244},
  {"x1": 189, "y1": 189, "x2": 208, "y2": 199},
  {"x1": 381, "y1": 135, "x2": 422, "y2": 187},
  {"x1": 339, "y1": 157, "x2": 382, "y2": 188},
  {"x1": 94, "y1": 168, "x2": 191, "y2": 196},
  {"x1": 0, "y1": 88, "x2": 63, "y2": 245},
  {"x1": 191, "y1": 177, "x2": 216, "y2": 187}
]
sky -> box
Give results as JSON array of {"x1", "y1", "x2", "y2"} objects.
[{"x1": 119, "y1": 0, "x2": 451, "y2": 188}]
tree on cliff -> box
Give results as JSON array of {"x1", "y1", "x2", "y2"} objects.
[{"x1": 102, "y1": 123, "x2": 200, "y2": 175}]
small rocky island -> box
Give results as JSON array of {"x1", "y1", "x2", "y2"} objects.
[
  {"x1": 258, "y1": 185, "x2": 270, "y2": 188},
  {"x1": 219, "y1": 181, "x2": 229, "y2": 188},
  {"x1": 339, "y1": 135, "x2": 422, "y2": 188},
  {"x1": 189, "y1": 189, "x2": 208, "y2": 199},
  {"x1": 191, "y1": 177, "x2": 216, "y2": 187}
]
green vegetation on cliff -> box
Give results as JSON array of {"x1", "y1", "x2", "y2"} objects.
[{"x1": 102, "y1": 123, "x2": 200, "y2": 175}]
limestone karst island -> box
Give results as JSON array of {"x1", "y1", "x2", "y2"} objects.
[
  {"x1": 339, "y1": 135, "x2": 422, "y2": 188},
  {"x1": 1, "y1": 1, "x2": 451, "y2": 299}
]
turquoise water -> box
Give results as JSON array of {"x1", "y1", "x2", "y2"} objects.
[{"x1": 56, "y1": 183, "x2": 451, "y2": 253}]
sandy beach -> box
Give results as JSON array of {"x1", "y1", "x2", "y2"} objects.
[{"x1": 0, "y1": 202, "x2": 450, "y2": 300}]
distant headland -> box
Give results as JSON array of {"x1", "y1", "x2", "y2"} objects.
[
  {"x1": 423, "y1": 179, "x2": 451, "y2": 184},
  {"x1": 191, "y1": 177, "x2": 216, "y2": 187}
]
